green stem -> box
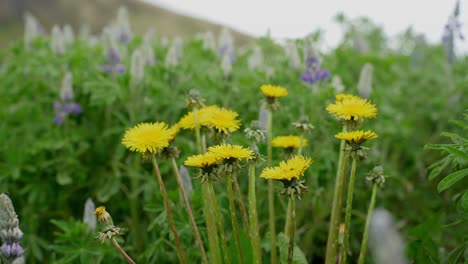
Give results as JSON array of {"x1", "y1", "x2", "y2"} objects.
[
  {"x1": 210, "y1": 182, "x2": 231, "y2": 264},
  {"x1": 248, "y1": 163, "x2": 262, "y2": 264},
  {"x1": 358, "y1": 184, "x2": 378, "y2": 264},
  {"x1": 194, "y1": 107, "x2": 221, "y2": 263},
  {"x1": 267, "y1": 110, "x2": 277, "y2": 264},
  {"x1": 112, "y1": 238, "x2": 136, "y2": 264},
  {"x1": 285, "y1": 134, "x2": 304, "y2": 235},
  {"x1": 233, "y1": 174, "x2": 250, "y2": 232},
  {"x1": 227, "y1": 174, "x2": 244, "y2": 264},
  {"x1": 325, "y1": 125, "x2": 348, "y2": 264},
  {"x1": 130, "y1": 157, "x2": 143, "y2": 253},
  {"x1": 150, "y1": 156, "x2": 186, "y2": 264},
  {"x1": 171, "y1": 158, "x2": 209, "y2": 264},
  {"x1": 342, "y1": 156, "x2": 358, "y2": 264},
  {"x1": 287, "y1": 198, "x2": 296, "y2": 264}
]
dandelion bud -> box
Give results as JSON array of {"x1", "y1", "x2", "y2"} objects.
[
  {"x1": 130, "y1": 49, "x2": 145, "y2": 85},
  {"x1": 358, "y1": 63, "x2": 373, "y2": 98},
  {"x1": 202, "y1": 31, "x2": 216, "y2": 51},
  {"x1": 51, "y1": 25, "x2": 65, "y2": 55},
  {"x1": 369, "y1": 209, "x2": 407, "y2": 264},
  {"x1": 185, "y1": 89, "x2": 205, "y2": 109},
  {"x1": 292, "y1": 116, "x2": 314, "y2": 133},
  {"x1": 60, "y1": 72, "x2": 74, "y2": 101},
  {"x1": 221, "y1": 54, "x2": 232, "y2": 78},
  {"x1": 83, "y1": 198, "x2": 97, "y2": 232},
  {"x1": 366, "y1": 165, "x2": 386, "y2": 187},
  {"x1": 244, "y1": 120, "x2": 266, "y2": 143},
  {"x1": 248, "y1": 46, "x2": 263, "y2": 70},
  {"x1": 0, "y1": 194, "x2": 24, "y2": 264}
]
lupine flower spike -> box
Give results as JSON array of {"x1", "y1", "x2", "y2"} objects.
[{"x1": 0, "y1": 194, "x2": 24, "y2": 264}]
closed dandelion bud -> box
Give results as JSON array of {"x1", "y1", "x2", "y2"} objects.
[
  {"x1": 248, "y1": 46, "x2": 263, "y2": 70},
  {"x1": 62, "y1": 24, "x2": 74, "y2": 45},
  {"x1": 221, "y1": 54, "x2": 232, "y2": 77},
  {"x1": 83, "y1": 198, "x2": 97, "y2": 232},
  {"x1": 60, "y1": 72, "x2": 74, "y2": 101},
  {"x1": 358, "y1": 63, "x2": 373, "y2": 98},
  {"x1": 185, "y1": 89, "x2": 205, "y2": 109},
  {"x1": 244, "y1": 120, "x2": 266, "y2": 144},
  {"x1": 366, "y1": 165, "x2": 386, "y2": 187},
  {"x1": 0, "y1": 194, "x2": 24, "y2": 264},
  {"x1": 130, "y1": 49, "x2": 145, "y2": 85},
  {"x1": 292, "y1": 115, "x2": 314, "y2": 133},
  {"x1": 202, "y1": 31, "x2": 216, "y2": 51},
  {"x1": 370, "y1": 209, "x2": 407, "y2": 264},
  {"x1": 51, "y1": 25, "x2": 65, "y2": 55},
  {"x1": 94, "y1": 206, "x2": 124, "y2": 243}
]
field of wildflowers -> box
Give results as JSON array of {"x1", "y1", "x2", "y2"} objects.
[{"x1": 0, "y1": 6, "x2": 467, "y2": 264}]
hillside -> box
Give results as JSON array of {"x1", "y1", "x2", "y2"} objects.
[{"x1": 0, "y1": 0, "x2": 253, "y2": 46}]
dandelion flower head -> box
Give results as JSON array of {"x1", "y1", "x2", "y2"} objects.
[
  {"x1": 260, "y1": 155, "x2": 313, "y2": 181},
  {"x1": 177, "y1": 105, "x2": 219, "y2": 130},
  {"x1": 335, "y1": 130, "x2": 378, "y2": 145},
  {"x1": 260, "y1": 84, "x2": 288, "y2": 99},
  {"x1": 204, "y1": 107, "x2": 241, "y2": 134},
  {"x1": 184, "y1": 153, "x2": 218, "y2": 169},
  {"x1": 272, "y1": 135, "x2": 308, "y2": 149},
  {"x1": 208, "y1": 144, "x2": 254, "y2": 161},
  {"x1": 122, "y1": 122, "x2": 173, "y2": 154},
  {"x1": 326, "y1": 96, "x2": 377, "y2": 121},
  {"x1": 94, "y1": 206, "x2": 111, "y2": 223},
  {"x1": 335, "y1": 93, "x2": 362, "y2": 102}
]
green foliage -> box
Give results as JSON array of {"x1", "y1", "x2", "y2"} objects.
[{"x1": 0, "y1": 15, "x2": 466, "y2": 263}]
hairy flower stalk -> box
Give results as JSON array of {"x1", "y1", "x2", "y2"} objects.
[
  {"x1": 227, "y1": 174, "x2": 244, "y2": 264},
  {"x1": 151, "y1": 156, "x2": 186, "y2": 263},
  {"x1": 286, "y1": 197, "x2": 296, "y2": 264},
  {"x1": 170, "y1": 158, "x2": 209, "y2": 264},
  {"x1": 341, "y1": 156, "x2": 358, "y2": 263},
  {"x1": 233, "y1": 175, "x2": 250, "y2": 232},
  {"x1": 358, "y1": 184, "x2": 378, "y2": 264},
  {"x1": 0, "y1": 194, "x2": 24, "y2": 264},
  {"x1": 248, "y1": 162, "x2": 262, "y2": 264},
  {"x1": 210, "y1": 184, "x2": 231, "y2": 264}
]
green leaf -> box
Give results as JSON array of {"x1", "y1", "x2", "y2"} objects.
[
  {"x1": 428, "y1": 157, "x2": 451, "y2": 180},
  {"x1": 277, "y1": 233, "x2": 308, "y2": 264},
  {"x1": 438, "y1": 168, "x2": 468, "y2": 192},
  {"x1": 441, "y1": 146, "x2": 468, "y2": 161},
  {"x1": 445, "y1": 241, "x2": 467, "y2": 264},
  {"x1": 461, "y1": 191, "x2": 468, "y2": 211},
  {"x1": 441, "y1": 132, "x2": 468, "y2": 144}
]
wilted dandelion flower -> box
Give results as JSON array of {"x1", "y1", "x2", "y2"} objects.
[
  {"x1": 122, "y1": 122, "x2": 173, "y2": 155},
  {"x1": 326, "y1": 96, "x2": 377, "y2": 121},
  {"x1": 335, "y1": 130, "x2": 378, "y2": 145},
  {"x1": 260, "y1": 84, "x2": 288, "y2": 99},
  {"x1": 272, "y1": 136, "x2": 308, "y2": 149},
  {"x1": 208, "y1": 144, "x2": 254, "y2": 161},
  {"x1": 94, "y1": 206, "x2": 111, "y2": 224}
]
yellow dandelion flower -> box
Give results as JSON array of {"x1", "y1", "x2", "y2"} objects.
[
  {"x1": 122, "y1": 122, "x2": 173, "y2": 154},
  {"x1": 260, "y1": 84, "x2": 288, "y2": 98},
  {"x1": 94, "y1": 206, "x2": 111, "y2": 223},
  {"x1": 272, "y1": 135, "x2": 308, "y2": 148},
  {"x1": 177, "y1": 105, "x2": 219, "y2": 130},
  {"x1": 184, "y1": 153, "x2": 218, "y2": 168},
  {"x1": 260, "y1": 155, "x2": 313, "y2": 181},
  {"x1": 335, "y1": 93, "x2": 362, "y2": 102},
  {"x1": 335, "y1": 130, "x2": 378, "y2": 144},
  {"x1": 208, "y1": 144, "x2": 254, "y2": 161},
  {"x1": 205, "y1": 107, "x2": 241, "y2": 134},
  {"x1": 168, "y1": 124, "x2": 180, "y2": 141},
  {"x1": 326, "y1": 97, "x2": 378, "y2": 121}
]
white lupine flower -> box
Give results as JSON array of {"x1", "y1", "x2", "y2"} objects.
[
  {"x1": 358, "y1": 63, "x2": 373, "y2": 98},
  {"x1": 331, "y1": 76, "x2": 345, "y2": 93},
  {"x1": 165, "y1": 45, "x2": 178, "y2": 67},
  {"x1": 140, "y1": 43, "x2": 155, "y2": 65},
  {"x1": 370, "y1": 209, "x2": 407, "y2": 264},
  {"x1": 285, "y1": 42, "x2": 301, "y2": 69},
  {"x1": 248, "y1": 46, "x2": 263, "y2": 70},
  {"x1": 221, "y1": 53, "x2": 232, "y2": 77},
  {"x1": 83, "y1": 198, "x2": 97, "y2": 231},
  {"x1": 24, "y1": 12, "x2": 41, "y2": 49},
  {"x1": 51, "y1": 25, "x2": 65, "y2": 55},
  {"x1": 202, "y1": 31, "x2": 216, "y2": 51},
  {"x1": 62, "y1": 24, "x2": 74, "y2": 45},
  {"x1": 130, "y1": 49, "x2": 145, "y2": 85},
  {"x1": 60, "y1": 72, "x2": 74, "y2": 101}
]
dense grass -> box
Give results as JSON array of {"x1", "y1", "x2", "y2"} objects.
[{"x1": 0, "y1": 19, "x2": 466, "y2": 263}]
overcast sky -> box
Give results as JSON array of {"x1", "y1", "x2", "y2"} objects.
[{"x1": 143, "y1": 0, "x2": 467, "y2": 52}]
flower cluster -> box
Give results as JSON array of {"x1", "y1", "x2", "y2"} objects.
[
  {"x1": 184, "y1": 144, "x2": 253, "y2": 182},
  {"x1": 101, "y1": 45, "x2": 125, "y2": 75},
  {"x1": 0, "y1": 194, "x2": 24, "y2": 263},
  {"x1": 53, "y1": 72, "x2": 83, "y2": 125}
]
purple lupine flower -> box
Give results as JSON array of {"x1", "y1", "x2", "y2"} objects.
[
  {"x1": 101, "y1": 46, "x2": 126, "y2": 75},
  {"x1": 0, "y1": 194, "x2": 24, "y2": 263},
  {"x1": 53, "y1": 101, "x2": 83, "y2": 125},
  {"x1": 305, "y1": 56, "x2": 320, "y2": 70},
  {"x1": 301, "y1": 69, "x2": 330, "y2": 85}
]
